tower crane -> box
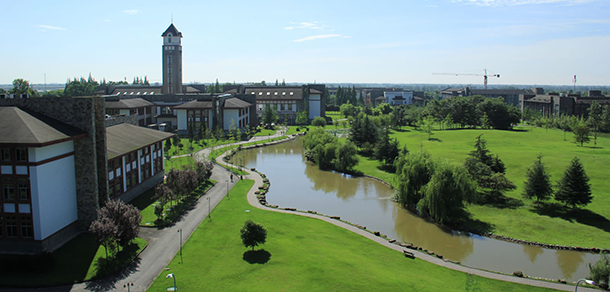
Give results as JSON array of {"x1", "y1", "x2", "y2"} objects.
[{"x1": 433, "y1": 69, "x2": 500, "y2": 89}]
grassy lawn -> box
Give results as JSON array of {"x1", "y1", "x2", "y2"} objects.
[
  {"x1": 0, "y1": 234, "x2": 145, "y2": 287},
  {"x1": 147, "y1": 179, "x2": 558, "y2": 292},
  {"x1": 253, "y1": 128, "x2": 277, "y2": 137},
  {"x1": 286, "y1": 125, "x2": 309, "y2": 135},
  {"x1": 164, "y1": 156, "x2": 197, "y2": 172},
  {"x1": 356, "y1": 125, "x2": 610, "y2": 249},
  {"x1": 136, "y1": 180, "x2": 216, "y2": 227},
  {"x1": 326, "y1": 111, "x2": 342, "y2": 121}
]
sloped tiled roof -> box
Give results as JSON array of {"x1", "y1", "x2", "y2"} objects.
[
  {"x1": 173, "y1": 100, "x2": 213, "y2": 109},
  {"x1": 106, "y1": 123, "x2": 174, "y2": 159},
  {"x1": 223, "y1": 98, "x2": 252, "y2": 109},
  {"x1": 162, "y1": 23, "x2": 182, "y2": 37},
  {"x1": 106, "y1": 98, "x2": 154, "y2": 109},
  {"x1": 109, "y1": 86, "x2": 163, "y2": 96},
  {"x1": 0, "y1": 107, "x2": 85, "y2": 146}
]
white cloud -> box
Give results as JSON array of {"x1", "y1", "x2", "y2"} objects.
[
  {"x1": 293, "y1": 34, "x2": 342, "y2": 42},
  {"x1": 37, "y1": 25, "x2": 67, "y2": 31},
  {"x1": 284, "y1": 21, "x2": 323, "y2": 30},
  {"x1": 451, "y1": 0, "x2": 598, "y2": 6},
  {"x1": 123, "y1": 9, "x2": 138, "y2": 15}
]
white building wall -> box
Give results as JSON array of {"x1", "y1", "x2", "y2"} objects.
[
  {"x1": 30, "y1": 156, "x2": 78, "y2": 240},
  {"x1": 223, "y1": 109, "x2": 240, "y2": 130},
  {"x1": 29, "y1": 141, "x2": 74, "y2": 162},
  {"x1": 120, "y1": 109, "x2": 130, "y2": 116},
  {"x1": 308, "y1": 94, "x2": 321, "y2": 119},
  {"x1": 177, "y1": 109, "x2": 187, "y2": 131}
]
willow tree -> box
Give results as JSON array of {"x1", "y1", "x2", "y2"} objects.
[
  {"x1": 419, "y1": 163, "x2": 477, "y2": 224},
  {"x1": 394, "y1": 151, "x2": 435, "y2": 208}
]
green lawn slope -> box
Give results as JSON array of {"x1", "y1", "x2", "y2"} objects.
[
  {"x1": 147, "y1": 180, "x2": 558, "y2": 292},
  {"x1": 354, "y1": 126, "x2": 610, "y2": 249}
]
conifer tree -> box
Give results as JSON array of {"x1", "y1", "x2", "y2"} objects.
[
  {"x1": 522, "y1": 155, "x2": 553, "y2": 204},
  {"x1": 555, "y1": 157, "x2": 592, "y2": 209}
]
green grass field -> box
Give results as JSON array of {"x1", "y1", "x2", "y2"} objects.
[
  {"x1": 355, "y1": 125, "x2": 610, "y2": 249},
  {"x1": 147, "y1": 180, "x2": 558, "y2": 292}
]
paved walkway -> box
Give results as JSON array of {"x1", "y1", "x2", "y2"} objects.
[{"x1": 215, "y1": 147, "x2": 599, "y2": 292}]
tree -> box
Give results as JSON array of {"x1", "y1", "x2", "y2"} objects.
[
  {"x1": 333, "y1": 140, "x2": 359, "y2": 172},
  {"x1": 555, "y1": 157, "x2": 592, "y2": 209},
  {"x1": 573, "y1": 121, "x2": 590, "y2": 147},
  {"x1": 9, "y1": 78, "x2": 37, "y2": 97},
  {"x1": 589, "y1": 253, "x2": 610, "y2": 286},
  {"x1": 240, "y1": 220, "x2": 267, "y2": 251},
  {"x1": 165, "y1": 138, "x2": 172, "y2": 152},
  {"x1": 295, "y1": 110, "x2": 308, "y2": 125},
  {"x1": 394, "y1": 151, "x2": 435, "y2": 207},
  {"x1": 194, "y1": 160, "x2": 214, "y2": 183},
  {"x1": 422, "y1": 115, "x2": 435, "y2": 140},
  {"x1": 89, "y1": 199, "x2": 142, "y2": 258},
  {"x1": 262, "y1": 104, "x2": 278, "y2": 127},
  {"x1": 312, "y1": 116, "x2": 326, "y2": 127},
  {"x1": 340, "y1": 103, "x2": 356, "y2": 118},
  {"x1": 374, "y1": 128, "x2": 400, "y2": 165},
  {"x1": 522, "y1": 155, "x2": 553, "y2": 204},
  {"x1": 419, "y1": 162, "x2": 477, "y2": 224}
]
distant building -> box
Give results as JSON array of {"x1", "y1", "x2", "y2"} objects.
[
  {"x1": 244, "y1": 85, "x2": 326, "y2": 124},
  {"x1": 384, "y1": 91, "x2": 413, "y2": 106},
  {"x1": 441, "y1": 87, "x2": 540, "y2": 108},
  {"x1": 520, "y1": 90, "x2": 610, "y2": 117}
]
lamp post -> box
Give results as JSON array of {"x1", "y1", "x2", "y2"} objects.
[
  {"x1": 123, "y1": 282, "x2": 133, "y2": 292},
  {"x1": 166, "y1": 273, "x2": 177, "y2": 291},
  {"x1": 575, "y1": 279, "x2": 595, "y2": 291},
  {"x1": 227, "y1": 179, "x2": 229, "y2": 198},
  {"x1": 206, "y1": 197, "x2": 211, "y2": 220},
  {"x1": 177, "y1": 229, "x2": 183, "y2": 264}
]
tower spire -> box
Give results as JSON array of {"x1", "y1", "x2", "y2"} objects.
[{"x1": 171, "y1": 13, "x2": 173, "y2": 24}]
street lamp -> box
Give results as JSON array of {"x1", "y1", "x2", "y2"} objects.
[
  {"x1": 177, "y1": 229, "x2": 183, "y2": 264},
  {"x1": 227, "y1": 179, "x2": 229, "y2": 198},
  {"x1": 166, "y1": 273, "x2": 177, "y2": 291},
  {"x1": 575, "y1": 279, "x2": 595, "y2": 291},
  {"x1": 123, "y1": 282, "x2": 133, "y2": 292},
  {"x1": 206, "y1": 197, "x2": 211, "y2": 220}
]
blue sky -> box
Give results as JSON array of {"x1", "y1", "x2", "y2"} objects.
[{"x1": 2, "y1": 0, "x2": 609, "y2": 86}]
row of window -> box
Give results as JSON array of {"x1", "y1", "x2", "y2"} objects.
[
  {"x1": 0, "y1": 216, "x2": 32, "y2": 239},
  {"x1": 2, "y1": 178, "x2": 29, "y2": 201},
  {"x1": 257, "y1": 103, "x2": 295, "y2": 111},
  {"x1": 1, "y1": 148, "x2": 27, "y2": 162},
  {"x1": 108, "y1": 143, "x2": 164, "y2": 198}
]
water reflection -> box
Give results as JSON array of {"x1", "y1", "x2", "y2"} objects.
[
  {"x1": 393, "y1": 207, "x2": 474, "y2": 262},
  {"x1": 230, "y1": 137, "x2": 600, "y2": 281},
  {"x1": 524, "y1": 245, "x2": 544, "y2": 264},
  {"x1": 556, "y1": 250, "x2": 585, "y2": 280}
]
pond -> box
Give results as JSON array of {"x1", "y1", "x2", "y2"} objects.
[{"x1": 231, "y1": 137, "x2": 599, "y2": 282}]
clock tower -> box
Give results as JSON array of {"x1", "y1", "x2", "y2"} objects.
[{"x1": 161, "y1": 24, "x2": 183, "y2": 94}]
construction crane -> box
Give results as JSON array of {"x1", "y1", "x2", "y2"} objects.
[{"x1": 433, "y1": 69, "x2": 500, "y2": 89}]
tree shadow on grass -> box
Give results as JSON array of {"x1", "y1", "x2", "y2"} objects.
[
  {"x1": 376, "y1": 164, "x2": 396, "y2": 174},
  {"x1": 428, "y1": 137, "x2": 442, "y2": 142},
  {"x1": 530, "y1": 202, "x2": 610, "y2": 233},
  {"x1": 478, "y1": 195, "x2": 524, "y2": 209},
  {"x1": 392, "y1": 128, "x2": 411, "y2": 133},
  {"x1": 242, "y1": 249, "x2": 271, "y2": 264}
]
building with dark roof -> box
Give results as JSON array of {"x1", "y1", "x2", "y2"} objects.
[
  {"x1": 441, "y1": 86, "x2": 541, "y2": 107},
  {"x1": 105, "y1": 97, "x2": 155, "y2": 126},
  {"x1": 520, "y1": 90, "x2": 610, "y2": 117},
  {"x1": 244, "y1": 85, "x2": 326, "y2": 124},
  {"x1": 0, "y1": 96, "x2": 173, "y2": 253}
]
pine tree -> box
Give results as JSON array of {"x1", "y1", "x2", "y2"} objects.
[
  {"x1": 555, "y1": 157, "x2": 592, "y2": 209},
  {"x1": 522, "y1": 155, "x2": 553, "y2": 204}
]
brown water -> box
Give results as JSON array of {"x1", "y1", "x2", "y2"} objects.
[{"x1": 231, "y1": 137, "x2": 599, "y2": 282}]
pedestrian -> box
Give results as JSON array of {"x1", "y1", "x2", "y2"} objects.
[{"x1": 230, "y1": 173, "x2": 233, "y2": 183}]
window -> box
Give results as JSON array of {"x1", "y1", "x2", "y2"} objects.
[
  {"x1": 1, "y1": 149, "x2": 10, "y2": 161},
  {"x1": 17, "y1": 179, "x2": 29, "y2": 200},
  {"x1": 116, "y1": 181, "x2": 122, "y2": 195},
  {"x1": 15, "y1": 148, "x2": 26, "y2": 162},
  {"x1": 5, "y1": 222, "x2": 16, "y2": 238},
  {"x1": 20, "y1": 222, "x2": 32, "y2": 238},
  {"x1": 132, "y1": 172, "x2": 137, "y2": 186},
  {"x1": 109, "y1": 185, "x2": 114, "y2": 198},
  {"x1": 126, "y1": 175, "x2": 131, "y2": 190},
  {"x1": 3, "y1": 179, "x2": 14, "y2": 200}
]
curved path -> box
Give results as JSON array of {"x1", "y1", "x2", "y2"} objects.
[{"x1": 215, "y1": 142, "x2": 599, "y2": 292}]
